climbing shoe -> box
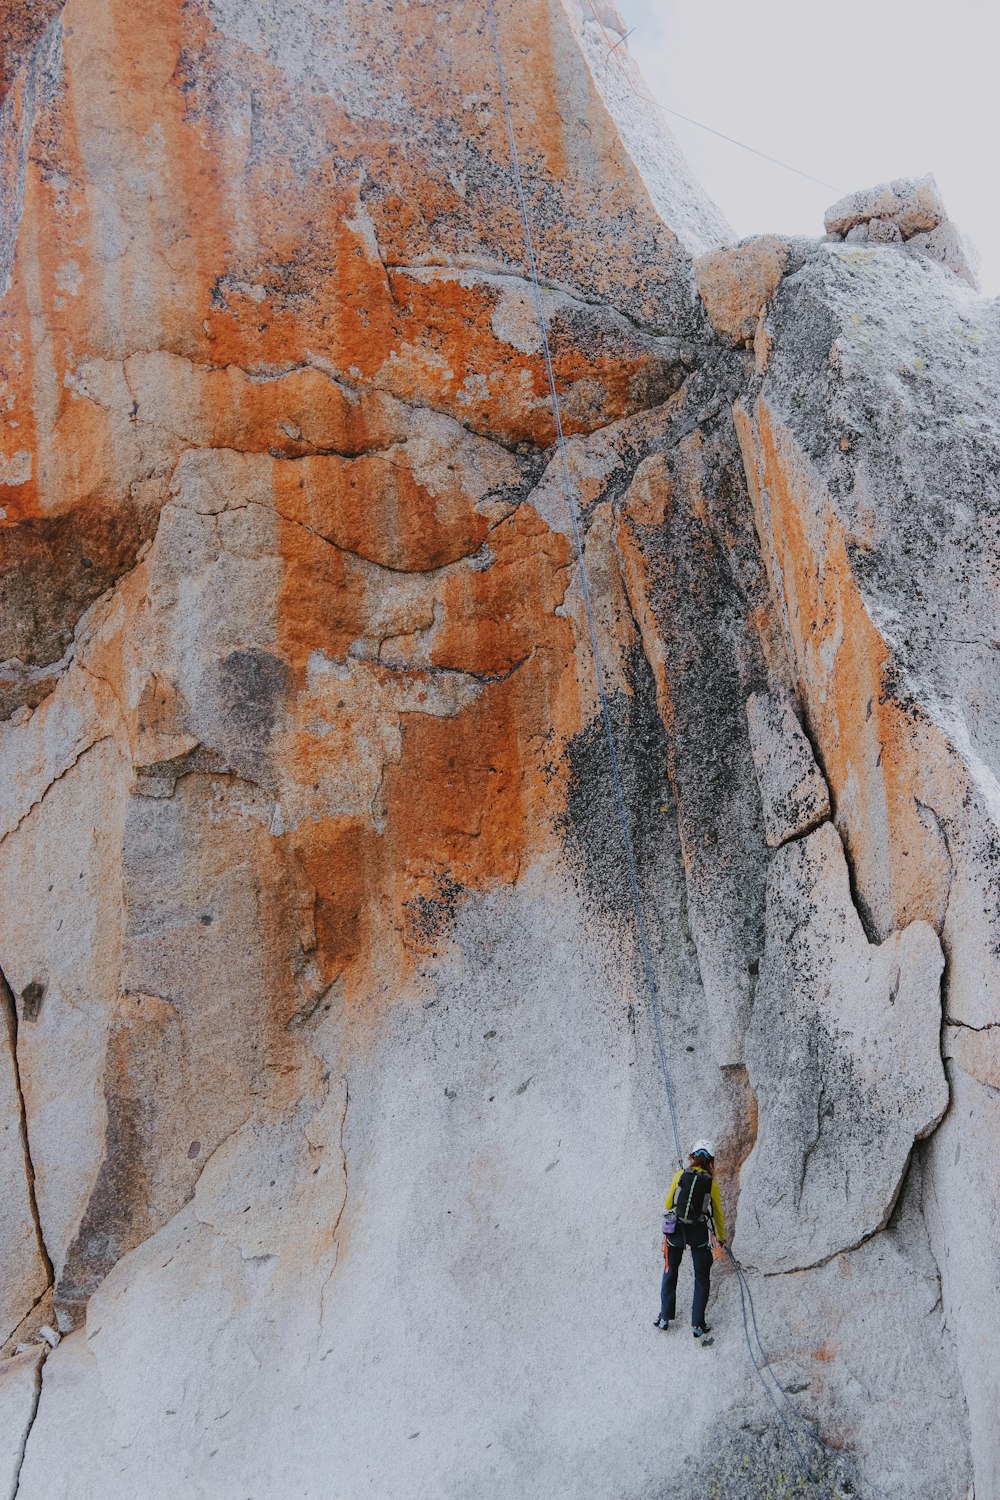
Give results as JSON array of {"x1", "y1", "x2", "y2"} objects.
[
  {"x1": 692, "y1": 1325, "x2": 714, "y2": 1347},
  {"x1": 692, "y1": 1325, "x2": 711, "y2": 1339},
  {"x1": 653, "y1": 1318, "x2": 670, "y2": 1330}
]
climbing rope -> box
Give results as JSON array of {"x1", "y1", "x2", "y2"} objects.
[
  {"x1": 483, "y1": 7, "x2": 885, "y2": 1499},
  {"x1": 485, "y1": 0, "x2": 684, "y2": 1168},
  {"x1": 728, "y1": 1247, "x2": 826, "y2": 1497},
  {"x1": 581, "y1": 0, "x2": 845, "y2": 195},
  {"x1": 729, "y1": 1244, "x2": 897, "y2": 1500}
]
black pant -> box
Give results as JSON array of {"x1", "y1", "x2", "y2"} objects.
[{"x1": 659, "y1": 1222, "x2": 712, "y2": 1328}]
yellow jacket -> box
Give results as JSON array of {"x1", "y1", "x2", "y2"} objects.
[{"x1": 665, "y1": 1166, "x2": 725, "y2": 1240}]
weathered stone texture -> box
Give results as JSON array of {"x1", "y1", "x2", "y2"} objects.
[
  {"x1": 907, "y1": 218, "x2": 981, "y2": 287},
  {"x1": 739, "y1": 230, "x2": 998, "y2": 1495},
  {"x1": 824, "y1": 173, "x2": 946, "y2": 239},
  {"x1": 0, "y1": 1, "x2": 993, "y2": 1497},
  {"x1": 694, "y1": 234, "x2": 790, "y2": 347},
  {"x1": 744, "y1": 689, "x2": 830, "y2": 847}
]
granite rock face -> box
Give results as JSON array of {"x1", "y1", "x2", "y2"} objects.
[
  {"x1": 737, "y1": 234, "x2": 1000, "y2": 1496},
  {"x1": 0, "y1": 2, "x2": 994, "y2": 1498}
]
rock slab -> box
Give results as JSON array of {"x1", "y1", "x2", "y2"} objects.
[
  {"x1": 745, "y1": 690, "x2": 830, "y2": 848},
  {"x1": 0, "y1": 1347, "x2": 43, "y2": 1496},
  {"x1": 824, "y1": 174, "x2": 946, "y2": 239},
  {"x1": 694, "y1": 235, "x2": 789, "y2": 347},
  {"x1": 737, "y1": 822, "x2": 948, "y2": 1272}
]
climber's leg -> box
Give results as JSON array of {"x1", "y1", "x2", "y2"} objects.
[
  {"x1": 660, "y1": 1240, "x2": 684, "y2": 1323},
  {"x1": 691, "y1": 1240, "x2": 713, "y2": 1329}
]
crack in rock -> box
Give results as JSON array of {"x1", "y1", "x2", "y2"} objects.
[
  {"x1": 9, "y1": 1345, "x2": 48, "y2": 1500},
  {"x1": 0, "y1": 969, "x2": 55, "y2": 1307}
]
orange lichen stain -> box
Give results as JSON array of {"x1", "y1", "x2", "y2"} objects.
[
  {"x1": 0, "y1": 0, "x2": 234, "y2": 519},
  {"x1": 812, "y1": 1346, "x2": 837, "y2": 1363},
  {"x1": 272, "y1": 450, "x2": 492, "y2": 573},
  {"x1": 485, "y1": 0, "x2": 569, "y2": 185},
  {"x1": 272, "y1": 484, "x2": 579, "y2": 1016},
  {"x1": 751, "y1": 401, "x2": 949, "y2": 937},
  {"x1": 269, "y1": 516, "x2": 371, "y2": 669},
  {"x1": 192, "y1": 163, "x2": 662, "y2": 447},
  {"x1": 0, "y1": 74, "x2": 73, "y2": 520},
  {"x1": 318, "y1": 261, "x2": 667, "y2": 447},
  {"x1": 126, "y1": 355, "x2": 410, "y2": 458},
  {"x1": 1, "y1": 0, "x2": 683, "y2": 552},
  {"x1": 0, "y1": 0, "x2": 688, "y2": 534},
  {"x1": 433, "y1": 506, "x2": 572, "y2": 677},
  {"x1": 1, "y1": 0, "x2": 685, "y2": 1047},
  {"x1": 294, "y1": 819, "x2": 381, "y2": 999},
  {"x1": 693, "y1": 236, "x2": 788, "y2": 347}
]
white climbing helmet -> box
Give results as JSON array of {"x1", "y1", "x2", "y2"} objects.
[{"x1": 690, "y1": 1138, "x2": 715, "y2": 1160}]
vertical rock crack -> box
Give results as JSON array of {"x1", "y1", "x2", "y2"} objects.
[
  {"x1": 9, "y1": 1346, "x2": 48, "y2": 1500},
  {"x1": 0, "y1": 968, "x2": 55, "y2": 1301}
]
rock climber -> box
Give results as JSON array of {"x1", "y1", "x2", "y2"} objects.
[{"x1": 654, "y1": 1139, "x2": 725, "y2": 1340}]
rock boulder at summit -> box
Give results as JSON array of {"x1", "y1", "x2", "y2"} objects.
[{"x1": 0, "y1": 2, "x2": 996, "y2": 1497}]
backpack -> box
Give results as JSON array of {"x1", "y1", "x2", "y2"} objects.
[{"x1": 672, "y1": 1168, "x2": 712, "y2": 1225}]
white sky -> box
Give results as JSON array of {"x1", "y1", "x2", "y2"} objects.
[{"x1": 614, "y1": 0, "x2": 1000, "y2": 295}]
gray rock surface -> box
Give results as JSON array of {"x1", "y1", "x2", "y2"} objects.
[
  {"x1": 0, "y1": 1347, "x2": 44, "y2": 1496},
  {"x1": 824, "y1": 173, "x2": 946, "y2": 238},
  {"x1": 11, "y1": 870, "x2": 972, "y2": 1500},
  {"x1": 924, "y1": 1064, "x2": 1000, "y2": 1498},
  {"x1": 745, "y1": 690, "x2": 830, "y2": 847},
  {"x1": 736, "y1": 225, "x2": 1000, "y2": 1494},
  {"x1": 737, "y1": 822, "x2": 948, "y2": 1273},
  {"x1": 615, "y1": 376, "x2": 780, "y2": 1067},
  {"x1": 908, "y1": 219, "x2": 982, "y2": 288}
]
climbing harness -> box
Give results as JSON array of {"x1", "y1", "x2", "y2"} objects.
[{"x1": 483, "y1": 7, "x2": 887, "y2": 1498}]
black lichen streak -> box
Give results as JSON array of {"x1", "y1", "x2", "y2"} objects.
[{"x1": 560, "y1": 643, "x2": 670, "y2": 926}]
